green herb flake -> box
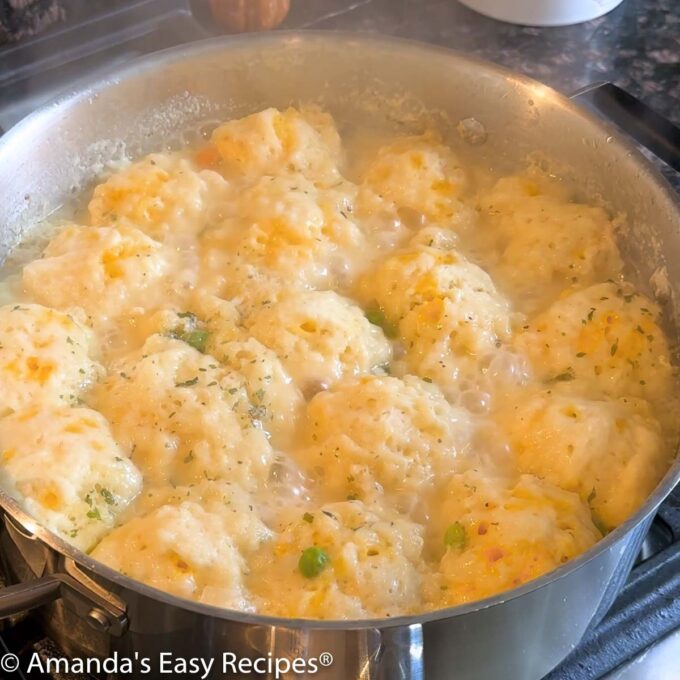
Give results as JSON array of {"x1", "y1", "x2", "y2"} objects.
[
  {"x1": 86, "y1": 507, "x2": 102, "y2": 521},
  {"x1": 302, "y1": 512, "x2": 314, "y2": 524},
  {"x1": 176, "y1": 377, "x2": 199, "y2": 388},
  {"x1": 99, "y1": 487, "x2": 116, "y2": 505},
  {"x1": 550, "y1": 370, "x2": 575, "y2": 382},
  {"x1": 610, "y1": 340, "x2": 618, "y2": 356}
]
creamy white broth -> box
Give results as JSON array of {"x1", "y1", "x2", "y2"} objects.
[{"x1": 0, "y1": 106, "x2": 675, "y2": 619}]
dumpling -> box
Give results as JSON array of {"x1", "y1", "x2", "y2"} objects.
[
  {"x1": 0, "y1": 303, "x2": 101, "y2": 414},
  {"x1": 137, "y1": 302, "x2": 304, "y2": 447},
  {"x1": 299, "y1": 375, "x2": 473, "y2": 506},
  {"x1": 209, "y1": 338, "x2": 304, "y2": 448},
  {"x1": 425, "y1": 470, "x2": 599, "y2": 607},
  {"x1": 22, "y1": 225, "x2": 169, "y2": 325},
  {"x1": 88, "y1": 153, "x2": 230, "y2": 241},
  {"x1": 247, "y1": 291, "x2": 392, "y2": 393},
  {"x1": 515, "y1": 282, "x2": 672, "y2": 402},
  {"x1": 199, "y1": 174, "x2": 362, "y2": 304},
  {"x1": 478, "y1": 175, "x2": 622, "y2": 309},
  {"x1": 93, "y1": 335, "x2": 273, "y2": 490},
  {"x1": 211, "y1": 106, "x2": 342, "y2": 182},
  {"x1": 91, "y1": 501, "x2": 254, "y2": 610},
  {"x1": 357, "y1": 133, "x2": 471, "y2": 232},
  {"x1": 135, "y1": 479, "x2": 272, "y2": 553},
  {"x1": 248, "y1": 500, "x2": 424, "y2": 619},
  {"x1": 496, "y1": 391, "x2": 668, "y2": 528},
  {"x1": 362, "y1": 243, "x2": 514, "y2": 396},
  {"x1": 0, "y1": 405, "x2": 141, "y2": 551}
]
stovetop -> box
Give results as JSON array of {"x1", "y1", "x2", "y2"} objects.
[{"x1": 0, "y1": 1, "x2": 678, "y2": 678}]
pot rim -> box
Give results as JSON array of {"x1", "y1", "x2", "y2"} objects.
[{"x1": 0, "y1": 30, "x2": 678, "y2": 630}]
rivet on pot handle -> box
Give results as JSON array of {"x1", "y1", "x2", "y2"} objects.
[
  {"x1": 570, "y1": 82, "x2": 680, "y2": 172},
  {"x1": 0, "y1": 560, "x2": 128, "y2": 636}
]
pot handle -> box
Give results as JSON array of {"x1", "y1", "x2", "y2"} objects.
[
  {"x1": 570, "y1": 82, "x2": 680, "y2": 172},
  {"x1": 0, "y1": 569, "x2": 128, "y2": 636},
  {"x1": 0, "y1": 576, "x2": 61, "y2": 618}
]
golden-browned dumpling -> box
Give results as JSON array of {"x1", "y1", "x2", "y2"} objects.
[
  {"x1": 0, "y1": 405, "x2": 142, "y2": 551},
  {"x1": 91, "y1": 501, "x2": 254, "y2": 610},
  {"x1": 298, "y1": 375, "x2": 472, "y2": 506},
  {"x1": 425, "y1": 470, "x2": 599, "y2": 606},
  {"x1": 211, "y1": 106, "x2": 342, "y2": 182},
  {"x1": 22, "y1": 225, "x2": 169, "y2": 325},
  {"x1": 496, "y1": 391, "x2": 667, "y2": 528},
  {"x1": 248, "y1": 500, "x2": 424, "y2": 619},
  {"x1": 357, "y1": 133, "x2": 471, "y2": 231},
  {"x1": 247, "y1": 291, "x2": 392, "y2": 393},
  {"x1": 88, "y1": 154, "x2": 231, "y2": 241},
  {"x1": 0, "y1": 303, "x2": 101, "y2": 414},
  {"x1": 93, "y1": 335, "x2": 273, "y2": 490},
  {"x1": 515, "y1": 282, "x2": 672, "y2": 402}
]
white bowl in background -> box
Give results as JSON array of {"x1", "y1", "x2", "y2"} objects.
[{"x1": 458, "y1": 0, "x2": 626, "y2": 26}]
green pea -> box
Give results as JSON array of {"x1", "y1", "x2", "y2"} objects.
[
  {"x1": 444, "y1": 522, "x2": 466, "y2": 550},
  {"x1": 298, "y1": 546, "x2": 330, "y2": 578}
]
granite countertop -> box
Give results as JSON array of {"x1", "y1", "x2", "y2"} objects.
[
  {"x1": 282, "y1": 0, "x2": 679, "y2": 124},
  {"x1": 281, "y1": 0, "x2": 679, "y2": 186}
]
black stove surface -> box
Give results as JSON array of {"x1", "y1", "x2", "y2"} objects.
[{"x1": 0, "y1": 1, "x2": 678, "y2": 678}]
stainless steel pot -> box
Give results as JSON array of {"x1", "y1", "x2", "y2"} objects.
[{"x1": 0, "y1": 32, "x2": 678, "y2": 680}]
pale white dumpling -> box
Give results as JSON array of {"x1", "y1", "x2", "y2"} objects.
[
  {"x1": 515, "y1": 282, "x2": 672, "y2": 402},
  {"x1": 357, "y1": 133, "x2": 470, "y2": 230},
  {"x1": 0, "y1": 303, "x2": 101, "y2": 414},
  {"x1": 93, "y1": 335, "x2": 273, "y2": 490},
  {"x1": 248, "y1": 500, "x2": 424, "y2": 619},
  {"x1": 425, "y1": 470, "x2": 600, "y2": 606},
  {"x1": 91, "y1": 501, "x2": 254, "y2": 610},
  {"x1": 0, "y1": 405, "x2": 141, "y2": 550},
  {"x1": 136, "y1": 480, "x2": 273, "y2": 554},
  {"x1": 88, "y1": 154, "x2": 231, "y2": 240},
  {"x1": 247, "y1": 291, "x2": 392, "y2": 392},
  {"x1": 211, "y1": 106, "x2": 342, "y2": 182},
  {"x1": 22, "y1": 225, "x2": 169, "y2": 325},
  {"x1": 199, "y1": 174, "x2": 362, "y2": 303},
  {"x1": 363, "y1": 244, "x2": 514, "y2": 395},
  {"x1": 478, "y1": 175, "x2": 622, "y2": 309},
  {"x1": 299, "y1": 375, "x2": 473, "y2": 505},
  {"x1": 497, "y1": 391, "x2": 667, "y2": 528},
  {"x1": 210, "y1": 338, "x2": 305, "y2": 448}
]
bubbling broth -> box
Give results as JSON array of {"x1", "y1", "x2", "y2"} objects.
[{"x1": 0, "y1": 105, "x2": 676, "y2": 619}]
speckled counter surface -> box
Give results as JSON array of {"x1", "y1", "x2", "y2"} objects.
[{"x1": 282, "y1": 0, "x2": 679, "y2": 186}]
